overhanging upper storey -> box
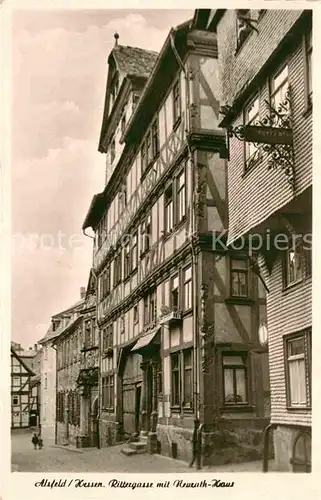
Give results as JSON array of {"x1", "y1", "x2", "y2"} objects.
[{"x1": 82, "y1": 192, "x2": 106, "y2": 231}]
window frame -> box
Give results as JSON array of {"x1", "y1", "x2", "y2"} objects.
[
  {"x1": 176, "y1": 168, "x2": 186, "y2": 223},
  {"x1": 222, "y1": 351, "x2": 249, "y2": 407},
  {"x1": 165, "y1": 185, "x2": 174, "y2": 234},
  {"x1": 183, "y1": 266, "x2": 192, "y2": 311},
  {"x1": 284, "y1": 329, "x2": 311, "y2": 410},
  {"x1": 230, "y1": 257, "x2": 250, "y2": 298},
  {"x1": 183, "y1": 348, "x2": 193, "y2": 408},
  {"x1": 243, "y1": 94, "x2": 260, "y2": 171},
  {"x1": 172, "y1": 79, "x2": 181, "y2": 127},
  {"x1": 283, "y1": 235, "x2": 305, "y2": 289},
  {"x1": 270, "y1": 64, "x2": 289, "y2": 123},
  {"x1": 171, "y1": 351, "x2": 180, "y2": 407},
  {"x1": 102, "y1": 374, "x2": 114, "y2": 411},
  {"x1": 171, "y1": 274, "x2": 180, "y2": 310},
  {"x1": 141, "y1": 214, "x2": 151, "y2": 255}
]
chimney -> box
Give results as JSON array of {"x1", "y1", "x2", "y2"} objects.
[
  {"x1": 80, "y1": 287, "x2": 86, "y2": 299},
  {"x1": 34, "y1": 344, "x2": 37, "y2": 352}
]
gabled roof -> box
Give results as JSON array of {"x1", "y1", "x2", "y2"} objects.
[
  {"x1": 38, "y1": 298, "x2": 85, "y2": 344},
  {"x1": 111, "y1": 44, "x2": 158, "y2": 79},
  {"x1": 52, "y1": 313, "x2": 83, "y2": 346}
]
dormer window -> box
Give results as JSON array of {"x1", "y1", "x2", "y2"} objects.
[{"x1": 132, "y1": 93, "x2": 140, "y2": 111}]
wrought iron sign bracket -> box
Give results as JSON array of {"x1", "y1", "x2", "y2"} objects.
[{"x1": 220, "y1": 88, "x2": 295, "y2": 190}]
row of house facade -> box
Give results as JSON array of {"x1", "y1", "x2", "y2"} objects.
[{"x1": 30, "y1": 7, "x2": 312, "y2": 472}]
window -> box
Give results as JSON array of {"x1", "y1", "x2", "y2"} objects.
[
  {"x1": 110, "y1": 139, "x2": 116, "y2": 164},
  {"x1": 103, "y1": 324, "x2": 113, "y2": 351},
  {"x1": 141, "y1": 142, "x2": 147, "y2": 173},
  {"x1": 12, "y1": 396, "x2": 19, "y2": 406},
  {"x1": 183, "y1": 349, "x2": 193, "y2": 407},
  {"x1": 176, "y1": 169, "x2": 186, "y2": 222},
  {"x1": 183, "y1": 266, "x2": 192, "y2": 310},
  {"x1": 171, "y1": 352, "x2": 180, "y2": 406},
  {"x1": 113, "y1": 252, "x2": 122, "y2": 286},
  {"x1": 141, "y1": 214, "x2": 151, "y2": 254},
  {"x1": 173, "y1": 80, "x2": 181, "y2": 125},
  {"x1": 12, "y1": 377, "x2": 20, "y2": 388},
  {"x1": 56, "y1": 392, "x2": 65, "y2": 423},
  {"x1": 285, "y1": 330, "x2": 311, "y2": 408},
  {"x1": 165, "y1": 186, "x2": 173, "y2": 233},
  {"x1": 102, "y1": 374, "x2": 114, "y2": 410},
  {"x1": 133, "y1": 304, "x2": 139, "y2": 324},
  {"x1": 223, "y1": 352, "x2": 248, "y2": 405},
  {"x1": 244, "y1": 95, "x2": 260, "y2": 169},
  {"x1": 171, "y1": 275, "x2": 179, "y2": 310},
  {"x1": 305, "y1": 29, "x2": 312, "y2": 105},
  {"x1": 284, "y1": 236, "x2": 304, "y2": 287},
  {"x1": 152, "y1": 118, "x2": 160, "y2": 157},
  {"x1": 143, "y1": 290, "x2": 156, "y2": 325},
  {"x1": 124, "y1": 241, "x2": 131, "y2": 279},
  {"x1": 230, "y1": 259, "x2": 249, "y2": 297},
  {"x1": 130, "y1": 231, "x2": 138, "y2": 272},
  {"x1": 146, "y1": 131, "x2": 152, "y2": 166},
  {"x1": 270, "y1": 65, "x2": 289, "y2": 119},
  {"x1": 105, "y1": 265, "x2": 111, "y2": 295}
]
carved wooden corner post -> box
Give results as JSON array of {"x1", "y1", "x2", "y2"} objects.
[
  {"x1": 140, "y1": 361, "x2": 149, "y2": 436},
  {"x1": 148, "y1": 359, "x2": 159, "y2": 454}
]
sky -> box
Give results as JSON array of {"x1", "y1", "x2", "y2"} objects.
[{"x1": 11, "y1": 8, "x2": 194, "y2": 348}]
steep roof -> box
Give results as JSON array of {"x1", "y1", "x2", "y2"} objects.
[
  {"x1": 38, "y1": 298, "x2": 85, "y2": 345},
  {"x1": 111, "y1": 44, "x2": 158, "y2": 78}
]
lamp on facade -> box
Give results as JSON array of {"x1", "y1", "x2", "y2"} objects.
[{"x1": 258, "y1": 322, "x2": 268, "y2": 347}]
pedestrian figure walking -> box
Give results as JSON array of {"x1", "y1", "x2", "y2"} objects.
[
  {"x1": 31, "y1": 433, "x2": 39, "y2": 450},
  {"x1": 38, "y1": 437, "x2": 43, "y2": 450}
]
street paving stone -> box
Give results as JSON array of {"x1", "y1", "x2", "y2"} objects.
[{"x1": 11, "y1": 430, "x2": 269, "y2": 473}]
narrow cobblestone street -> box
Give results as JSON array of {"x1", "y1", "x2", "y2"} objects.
[{"x1": 11, "y1": 429, "x2": 270, "y2": 473}]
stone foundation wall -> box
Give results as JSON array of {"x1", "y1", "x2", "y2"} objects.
[
  {"x1": 273, "y1": 425, "x2": 311, "y2": 472},
  {"x1": 156, "y1": 424, "x2": 194, "y2": 463},
  {"x1": 202, "y1": 418, "x2": 273, "y2": 466},
  {"x1": 99, "y1": 416, "x2": 120, "y2": 448}
]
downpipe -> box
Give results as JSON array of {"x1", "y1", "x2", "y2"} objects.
[{"x1": 262, "y1": 423, "x2": 277, "y2": 472}]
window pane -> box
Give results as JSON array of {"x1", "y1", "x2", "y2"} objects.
[
  {"x1": 298, "y1": 359, "x2": 307, "y2": 404},
  {"x1": 231, "y1": 259, "x2": 247, "y2": 270},
  {"x1": 289, "y1": 360, "x2": 300, "y2": 404},
  {"x1": 184, "y1": 369, "x2": 192, "y2": 404},
  {"x1": 223, "y1": 355, "x2": 244, "y2": 366},
  {"x1": 172, "y1": 276, "x2": 179, "y2": 289},
  {"x1": 235, "y1": 368, "x2": 247, "y2": 403},
  {"x1": 273, "y1": 66, "x2": 288, "y2": 92},
  {"x1": 184, "y1": 266, "x2": 192, "y2": 281},
  {"x1": 231, "y1": 271, "x2": 248, "y2": 296},
  {"x1": 289, "y1": 337, "x2": 305, "y2": 356},
  {"x1": 224, "y1": 368, "x2": 234, "y2": 403}
]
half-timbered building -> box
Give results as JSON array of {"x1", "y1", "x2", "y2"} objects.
[
  {"x1": 53, "y1": 272, "x2": 98, "y2": 448},
  {"x1": 38, "y1": 292, "x2": 85, "y2": 443},
  {"x1": 11, "y1": 345, "x2": 35, "y2": 429},
  {"x1": 205, "y1": 8, "x2": 312, "y2": 471},
  {"x1": 83, "y1": 17, "x2": 270, "y2": 465}
]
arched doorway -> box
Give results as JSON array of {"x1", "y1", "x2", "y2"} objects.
[{"x1": 291, "y1": 429, "x2": 311, "y2": 473}]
